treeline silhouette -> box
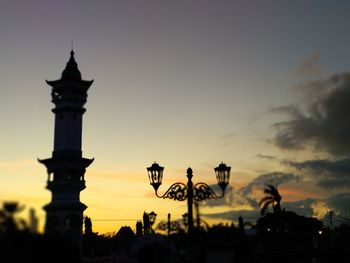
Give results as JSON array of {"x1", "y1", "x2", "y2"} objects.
[
  {"x1": 1, "y1": 186, "x2": 350, "y2": 262},
  {"x1": 0, "y1": 202, "x2": 80, "y2": 262}
]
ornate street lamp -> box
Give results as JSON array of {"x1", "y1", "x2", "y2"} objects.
[
  {"x1": 143, "y1": 211, "x2": 157, "y2": 234},
  {"x1": 147, "y1": 162, "x2": 164, "y2": 191},
  {"x1": 215, "y1": 162, "x2": 231, "y2": 191},
  {"x1": 148, "y1": 211, "x2": 157, "y2": 227},
  {"x1": 147, "y1": 162, "x2": 231, "y2": 235}
]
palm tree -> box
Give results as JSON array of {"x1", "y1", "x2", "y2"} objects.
[{"x1": 259, "y1": 185, "x2": 282, "y2": 216}]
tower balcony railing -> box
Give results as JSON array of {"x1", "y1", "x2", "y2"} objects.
[
  {"x1": 47, "y1": 180, "x2": 86, "y2": 192},
  {"x1": 47, "y1": 172, "x2": 85, "y2": 182}
]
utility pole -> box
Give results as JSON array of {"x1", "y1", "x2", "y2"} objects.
[
  {"x1": 167, "y1": 213, "x2": 171, "y2": 237},
  {"x1": 328, "y1": 210, "x2": 334, "y2": 247},
  {"x1": 195, "y1": 202, "x2": 200, "y2": 229}
]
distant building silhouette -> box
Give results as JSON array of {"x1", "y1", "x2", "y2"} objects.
[
  {"x1": 39, "y1": 50, "x2": 94, "y2": 251},
  {"x1": 115, "y1": 226, "x2": 136, "y2": 250}
]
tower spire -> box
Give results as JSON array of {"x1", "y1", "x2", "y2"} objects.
[{"x1": 61, "y1": 49, "x2": 81, "y2": 80}]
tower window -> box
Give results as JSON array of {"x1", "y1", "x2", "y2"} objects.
[
  {"x1": 73, "y1": 114, "x2": 77, "y2": 120},
  {"x1": 59, "y1": 114, "x2": 63, "y2": 120}
]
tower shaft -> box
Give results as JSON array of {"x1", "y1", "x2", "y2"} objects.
[{"x1": 39, "y1": 50, "x2": 94, "y2": 250}]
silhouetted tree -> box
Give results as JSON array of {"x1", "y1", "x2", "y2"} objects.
[
  {"x1": 0, "y1": 201, "x2": 26, "y2": 234},
  {"x1": 257, "y1": 211, "x2": 324, "y2": 247},
  {"x1": 84, "y1": 216, "x2": 93, "y2": 235},
  {"x1": 239, "y1": 216, "x2": 244, "y2": 233},
  {"x1": 156, "y1": 219, "x2": 182, "y2": 234},
  {"x1": 143, "y1": 212, "x2": 150, "y2": 234},
  {"x1": 136, "y1": 220, "x2": 143, "y2": 236},
  {"x1": 259, "y1": 185, "x2": 282, "y2": 216}
]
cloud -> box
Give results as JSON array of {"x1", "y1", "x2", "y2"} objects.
[
  {"x1": 293, "y1": 52, "x2": 321, "y2": 77},
  {"x1": 203, "y1": 200, "x2": 319, "y2": 223},
  {"x1": 203, "y1": 209, "x2": 259, "y2": 223},
  {"x1": 325, "y1": 193, "x2": 350, "y2": 222},
  {"x1": 205, "y1": 172, "x2": 300, "y2": 209},
  {"x1": 203, "y1": 198, "x2": 318, "y2": 223},
  {"x1": 219, "y1": 132, "x2": 236, "y2": 147},
  {"x1": 204, "y1": 192, "x2": 350, "y2": 226},
  {"x1": 202, "y1": 168, "x2": 350, "y2": 225},
  {"x1": 239, "y1": 172, "x2": 300, "y2": 196},
  {"x1": 284, "y1": 158, "x2": 350, "y2": 190},
  {"x1": 272, "y1": 72, "x2": 350, "y2": 156},
  {"x1": 310, "y1": 201, "x2": 330, "y2": 220},
  {"x1": 283, "y1": 198, "x2": 316, "y2": 216},
  {"x1": 221, "y1": 132, "x2": 236, "y2": 139},
  {"x1": 236, "y1": 172, "x2": 300, "y2": 208},
  {"x1": 203, "y1": 185, "x2": 234, "y2": 207},
  {"x1": 255, "y1": 154, "x2": 277, "y2": 161}
]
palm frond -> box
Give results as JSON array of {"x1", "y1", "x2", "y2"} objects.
[
  {"x1": 258, "y1": 196, "x2": 274, "y2": 207},
  {"x1": 260, "y1": 200, "x2": 274, "y2": 216}
]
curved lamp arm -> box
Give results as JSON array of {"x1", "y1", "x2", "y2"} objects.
[
  {"x1": 193, "y1": 182, "x2": 225, "y2": 201},
  {"x1": 154, "y1": 182, "x2": 188, "y2": 201}
]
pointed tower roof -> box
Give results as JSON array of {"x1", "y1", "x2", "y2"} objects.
[
  {"x1": 46, "y1": 50, "x2": 93, "y2": 90},
  {"x1": 61, "y1": 50, "x2": 82, "y2": 80}
]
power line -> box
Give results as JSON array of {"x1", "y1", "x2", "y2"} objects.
[
  {"x1": 92, "y1": 218, "x2": 168, "y2": 222},
  {"x1": 92, "y1": 219, "x2": 138, "y2": 222},
  {"x1": 333, "y1": 214, "x2": 350, "y2": 223}
]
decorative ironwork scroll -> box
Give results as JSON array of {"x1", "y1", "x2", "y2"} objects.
[
  {"x1": 157, "y1": 182, "x2": 188, "y2": 201},
  {"x1": 156, "y1": 221, "x2": 182, "y2": 232},
  {"x1": 193, "y1": 182, "x2": 223, "y2": 201}
]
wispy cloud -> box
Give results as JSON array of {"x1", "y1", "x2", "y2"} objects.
[
  {"x1": 88, "y1": 170, "x2": 145, "y2": 183},
  {"x1": 293, "y1": 52, "x2": 321, "y2": 77},
  {"x1": 255, "y1": 153, "x2": 277, "y2": 161},
  {"x1": 0, "y1": 159, "x2": 35, "y2": 168}
]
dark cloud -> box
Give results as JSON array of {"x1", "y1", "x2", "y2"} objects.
[
  {"x1": 293, "y1": 52, "x2": 321, "y2": 77},
  {"x1": 326, "y1": 192, "x2": 350, "y2": 209},
  {"x1": 284, "y1": 158, "x2": 350, "y2": 189},
  {"x1": 325, "y1": 193, "x2": 350, "y2": 223},
  {"x1": 272, "y1": 73, "x2": 350, "y2": 156}
]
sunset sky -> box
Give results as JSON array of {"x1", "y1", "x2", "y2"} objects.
[{"x1": 1, "y1": 0, "x2": 350, "y2": 233}]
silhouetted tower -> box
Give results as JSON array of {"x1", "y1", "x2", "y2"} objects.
[{"x1": 39, "y1": 50, "x2": 94, "y2": 249}]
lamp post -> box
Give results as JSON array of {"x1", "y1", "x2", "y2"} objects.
[
  {"x1": 143, "y1": 211, "x2": 157, "y2": 234},
  {"x1": 148, "y1": 211, "x2": 157, "y2": 229},
  {"x1": 147, "y1": 162, "x2": 231, "y2": 235}
]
